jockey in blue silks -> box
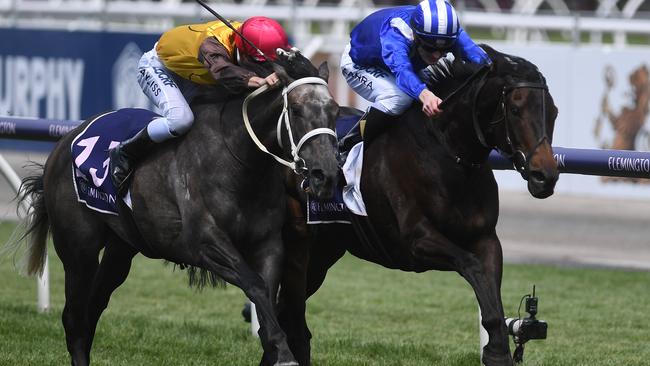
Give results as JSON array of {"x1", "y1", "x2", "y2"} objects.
[{"x1": 339, "y1": 0, "x2": 492, "y2": 153}]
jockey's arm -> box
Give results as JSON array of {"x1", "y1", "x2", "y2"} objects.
[
  {"x1": 380, "y1": 24, "x2": 427, "y2": 101},
  {"x1": 455, "y1": 28, "x2": 492, "y2": 66},
  {"x1": 199, "y1": 37, "x2": 258, "y2": 94},
  {"x1": 381, "y1": 23, "x2": 441, "y2": 116}
]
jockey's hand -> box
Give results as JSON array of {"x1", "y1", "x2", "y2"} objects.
[
  {"x1": 247, "y1": 76, "x2": 266, "y2": 88},
  {"x1": 419, "y1": 89, "x2": 442, "y2": 117},
  {"x1": 264, "y1": 73, "x2": 280, "y2": 86}
]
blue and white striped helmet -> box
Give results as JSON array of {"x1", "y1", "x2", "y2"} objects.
[{"x1": 410, "y1": 0, "x2": 460, "y2": 49}]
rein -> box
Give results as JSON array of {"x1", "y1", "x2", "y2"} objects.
[
  {"x1": 494, "y1": 81, "x2": 549, "y2": 177},
  {"x1": 439, "y1": 64, "x2": 490, "y2": 109},
  {"x1": 242, "y1": 77, "x2": 337, "y2": 175},
  {"x1": 471, "y1": 72, "x2": 549, "y2": 178}
]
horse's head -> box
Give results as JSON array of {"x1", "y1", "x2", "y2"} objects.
[
  {"x1": 477, "y1": 46, "x2": 559, "y2": 198},
  {"x1": 268, "y1": 48, "x2": 340, "y2": 199}
]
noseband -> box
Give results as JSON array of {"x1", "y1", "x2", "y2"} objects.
[
  {"x1": 242, "y1": 77, "x2": 337, "y2": 176},
  {"x1": 472, "y1": 72, "x2": 549, "y2": 179}
]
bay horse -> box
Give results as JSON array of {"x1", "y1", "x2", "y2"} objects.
[
  {"x1": 15, "y1": 49, "x2": 339, "y2": 366},
  {"x1": 274, "y1": 45, "x2": 559, "y2": 366}
]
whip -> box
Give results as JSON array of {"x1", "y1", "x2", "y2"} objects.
[{"x1": 194, "y1": 0, "x2": 271, "y2": 62}]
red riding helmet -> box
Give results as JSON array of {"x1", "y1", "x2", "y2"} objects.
[{"x1": 235, "y1": 16, "x2": 290, "y2": 62}]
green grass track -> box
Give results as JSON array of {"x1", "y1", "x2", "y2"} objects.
[{"x1": 1, "y1": 222, "x2": 649, "y2": 365}]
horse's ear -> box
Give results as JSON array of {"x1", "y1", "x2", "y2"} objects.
[{"x1": 317, "y1": 61, "x2": 329, "y2": 82}]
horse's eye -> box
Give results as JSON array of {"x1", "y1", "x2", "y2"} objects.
[{"x1": 510, "y1": 106, "x2": 520, "y2": 115}]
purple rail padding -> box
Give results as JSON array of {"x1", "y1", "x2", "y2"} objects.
[
  {"x1": 1, "y1": 116, "x2": 649, "y2": 179},
  {"x1": 0, "y1": 116, "x2": 81, "y2": 142},
  {"x1": 489, "y1": 147, "x2": 650, "y2": 179}
]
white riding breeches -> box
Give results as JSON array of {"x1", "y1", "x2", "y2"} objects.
[
  {"x1": 340, "y1": 44, "x2": 414, "y2": 116},
  {"x1": 137, "y1": 47, "x2": 197, "y2": 142}
]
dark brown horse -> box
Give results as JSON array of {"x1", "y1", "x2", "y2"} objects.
[
  {"x1": 15, "y1": 49, "x2": 339, "y2": 366},
  {"x1": 274, "y1": 45, "x2": 559, "y2": 366}
]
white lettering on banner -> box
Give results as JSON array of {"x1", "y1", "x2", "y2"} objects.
[
  {"x1": 0, "y1": 121, "x2": 16, "y2": 134},
  {"x1": 0, "y1": 55, "x2": 84, "y2": 120},
  {"x1": 65, "y1": 60, "x2": 84, "y2": 120},
  {"x1": 554, "y1": 153, "x2": 566, "y2": 168},
  {"x1": 0, "y1": 58, "x2": 8, "y2": 115},
  {"x1": 607, "y1": 156, "x2": 650, "y2": 173},
  {"x1": 47, "y1": 60, "x2": 65, "y2": 119},
  {"x1": 14, "y1": 57, "x2": 29, "y2": 116},
  {"x1": 49, "y1": 124, "x2": 76, "y2": 137},
  {"x1": 31, "y1": 57, "x2": 46, "y2": 116}
]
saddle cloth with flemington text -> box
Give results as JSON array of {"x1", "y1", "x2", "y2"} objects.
[
  {"x1": 71, "y1": 108, "x2": 159, "y2": 215},
  {"x1": 305, "y1": 113, "x2": 361, "y2": 224}
]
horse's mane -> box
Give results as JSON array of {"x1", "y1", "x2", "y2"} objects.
[
  {"x1": 482, "y1": 44, "x2": 546, "y2": 84},
  {"x1": 426, "y1": 44, "x2": 546, "y2": 104},
  {"x1": 426, "y1": 55, "x2": 482, "y2": 100},
  {"x1": 416, "y1": 44, "x2": 549, "y2": 149}
]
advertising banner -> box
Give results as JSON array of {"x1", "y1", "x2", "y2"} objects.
[
  {"x1": 0, "y1": 28, "x2": 158, "y2": 121},
  {"x1": 0, "y1": 28, "x2": 648, "y2": 198}
]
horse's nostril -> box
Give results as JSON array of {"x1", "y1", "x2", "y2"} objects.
[
  {"x1": 311, "y1": 169, "x2": 325, "y2": 183},
  {"x1": 529, "y1": 171, "x2": 546, "y2": 184}
]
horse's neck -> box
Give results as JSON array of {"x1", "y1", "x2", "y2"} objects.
[
  {"x1": 194, "y1": 91, "x2": 284, "y2": 172},
  {"x1": 244, "y1": 91, "x2": 284, "y2": 150},
  {"x1": 434, "y1": 105, "x2": 491, "y2": 164},
  {"x1": 425, "y1": 65, "x2": 495, "y2": 164}
]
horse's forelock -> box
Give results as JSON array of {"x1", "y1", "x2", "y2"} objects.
[
  {"x1": 487, "y1": 46, "x2": 542, "y2": 83},
  {"x1": 274, "y1": 50, "x2": 319, "y2": 80}
]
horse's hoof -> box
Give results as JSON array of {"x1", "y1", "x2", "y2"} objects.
[{"x1": 482, "y1": 348, "x2": 513, "y2": 366}]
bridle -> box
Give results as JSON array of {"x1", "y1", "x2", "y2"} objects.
[
  {"x1": 242, "y1": 77, "x2": 337, "y2": 177},
  {"x1": 472, "y1": 70, "x2": 549, "y2": 179}
]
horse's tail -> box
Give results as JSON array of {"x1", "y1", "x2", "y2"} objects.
[{"x1": 7, "y1": 164, "x2": 50, "y2": 276}]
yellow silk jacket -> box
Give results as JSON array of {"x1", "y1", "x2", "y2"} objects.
[{"x1": 156, "y1": 20, "x2": 241, "y2": 85}]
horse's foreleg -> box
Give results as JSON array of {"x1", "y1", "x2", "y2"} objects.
[
  {"x1": 411, "y1": 229, "x2": 512, "y2": 366},
  {"x1": 86, "y1": 235, "x2": 138, "y2": 353},
  {"x1": 274, "y1": 247, "x2": 311, "y2": 366},
  {"x1": 462, "y1": 233, "x2": 512, "y2": 366},
  {"x1": 273, "y1": 202, "x2": 314, "y2": 366},
  {"x1": 251, "y1": 236, "x2": 287, "y2": 366},
  {"x1": 198, "y1": 233, "x2": 297, "y2": 366},
  {"x1": 275, "y1": 217, "x2": 349, "y2": 366}
]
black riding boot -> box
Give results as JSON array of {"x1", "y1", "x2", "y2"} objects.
[
  {"x1": 338, "y1": 107, "x2": 395, "y2": 165},
  {"x1": 361, "y1": 107, "x2": 396, "y2": 143},
  {"x1": 109, "y1": 128, "x2": 156, "y2": 194}
]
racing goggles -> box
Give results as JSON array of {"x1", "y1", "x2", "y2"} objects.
[{"x1": 416, "y1": 35, "x2": 456, "y2": 53}]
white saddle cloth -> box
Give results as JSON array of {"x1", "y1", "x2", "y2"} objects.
[
  {"x1": 342, "y1": 142, "x2": 368, "y2": 216},
  {"x1": 123, "y1": 190, "x2": 133, "y2": 210}
]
